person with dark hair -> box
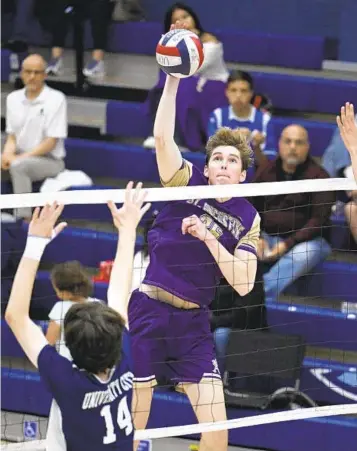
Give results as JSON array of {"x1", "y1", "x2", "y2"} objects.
[
  {"x1": 129, "y1": 22, "x2": 261, "y2": 451},
  {"x1": 5, "y1": 182, "x2": 151, "y2": 451},
  {"x1": 208, "y1": 70, "x2": 276, "y2": 167},
  {"x1": 143, "y1": 2, "x2": 229, "y2": 152},
  {"x1": 45, "y1": 261, "x2": 104, "y2": 450}
]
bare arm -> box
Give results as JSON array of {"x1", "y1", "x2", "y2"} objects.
[
  {"x1": 5, "y1": 204, "x2": 67, "y2": 368},
  {"x1": 153, "y1": 76, "x2": 183, "y2": 183},
  {"x1": 107, "y1": 182, "x2": 151, "y2": 325},
  {"x1": 46, "y1": 321, "x2": 61, "y2": 346},
  {"x1": 3, "y1": 134, "x2": 17, "y2": 155},
  {"x1": 205, "y1": 239, "x2": 257, "y2": 296},
  {"x1": 26, "y1": 137, "x2": 58, "y2": 158}
]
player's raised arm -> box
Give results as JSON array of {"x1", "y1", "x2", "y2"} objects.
[
  {"x1": 337, "y1": 102, "x2": 357, "y2": 183},
  {"x1": 5, "y1": 204, "x2": 67, "y2": 367},
  {"x1": 107, "y1": 182, "x2": 151, "y2": 324}
]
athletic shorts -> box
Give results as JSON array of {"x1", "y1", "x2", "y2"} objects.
[{"x1": 128, "y1": 290, "x2": 221, "y2": 387}]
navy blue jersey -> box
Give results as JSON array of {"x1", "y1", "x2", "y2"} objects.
[{"x1": 38, "y1": 331, "x2": 134, "y2": 451}]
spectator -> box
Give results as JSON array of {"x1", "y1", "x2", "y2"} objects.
[
  {"x1": 345, "y1": 195, "x2": 357, "y2": 244},
  {"x1": 143, "y1": 2, "x2": 229, "y2": 151},
  {"x1": 211, "y1": 264, "x2": 267, "y2": 375},
  {"x1": 46, "y1": 0, "x2": 112, "y2": 78},
  {"x1": 208, "y1": 70, "x2": 276, "y2": 167},
  {"x1": 252, "y1": 125, "x2": 335, "y2": 300},
  {"x1": 1, "y1": 54, "x2": 67, "y2": 220},
  {"x1": 1, "y1": 0, "x2": 34, "y2": 55}
]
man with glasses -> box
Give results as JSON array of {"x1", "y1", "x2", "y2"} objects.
[
  {"x1": 2, "y1": 54, "x2": 67, "y2": 220},
  {"x1": 251, "y1": 125, "x2": 335, "y2": 300}
]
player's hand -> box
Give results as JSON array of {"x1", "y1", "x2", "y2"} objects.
[
  {"x1": 337, "y1": 102, "x2": 357, "y2": 155},
  {"x1": 1, "y1": 153, "x2": 16, "y2": 170},
  {"x1": 108, "y1": 181, "x2": 151, "y2": 233},
  {"x1": 181, "y1": 215, "x2": 214, "y2": 241},
  {"x1": 251, "y1": 131, "x2": 266, "y2": 148},
  {"x1": 28, "y1": 203, "x2": 67, "y2": 240},
  {"x1": 235, "y1": 127, "x2": 251, "y2": 141}
]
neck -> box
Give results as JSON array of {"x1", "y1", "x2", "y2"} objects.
[
  {"x1": 232, "y1": 104, "x2": 251, "y2": 118},
  {"x1": 281, "y1": 161, "x2": 296, "y2": 174},
  {"x1": 96, "y1": 368, "x2": 111, "y2": 381},
  {"x1": 26, "y1": 85, "x2": 44, "y2": 100}
]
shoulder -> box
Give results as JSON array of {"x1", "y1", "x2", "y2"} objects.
[
  {"x1": 44, "y1": 86, "x2": 66, "y2": 105},
  {"x1": 230, "y1": 197, "x2": 260, "y2": 227},
  {"x1": 253, "y1": 159, "x2": 276, "y2": 181},
  {"x1": 201, "y1": 32, "x2": 219, "y2": 43},
  {"x1": 49, "y1": 301, "x2": 74, "y2": 321},
  {"x1": 306, "y1": 158, "x2": 330, "y2": 179},
  {"x1": 7, "y1": 88, "x2": 25, "y2": 105}
]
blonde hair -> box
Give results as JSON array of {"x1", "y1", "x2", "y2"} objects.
[{"x1": 206, "y1": 127, "x2": 254, "y2": 171}]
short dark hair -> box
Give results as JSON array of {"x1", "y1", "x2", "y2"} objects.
[
  {"x1": 50, "y1": 261, "x2": 93, "y2": 298},
  {"x1": 227, "y1": 70, "x2": 254, "y2": 91},
  {"x1": 164, "y1": 2, "x2": 204, "y2": 33},
  {"x1": 206, "y1": 127, "x2": 254, "y2": 171},
  {"x1": 64, "y1": 302, "x2": 126, "y2": 374}
]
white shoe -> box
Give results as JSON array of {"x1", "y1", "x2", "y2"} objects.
[
  {"x1": 143, "y1": 136, "x2": 156, "y2": 149},
  {"x1": 46, "y1": 57, "x2": 63, "y2": 75},
  {"x1": 83, "y1": 59, "x2": 105, "y2": 78}
]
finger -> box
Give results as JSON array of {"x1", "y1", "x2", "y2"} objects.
[
  {"x1": 32, "y1": 207, "x2": 40, "y2": 222},
  {"x1": 133, "y1": 181, "x2": 143, "y2": 203},
  {"x1": 140, "y1": 202, "x2": 151, "y2": 218},
  {"x1": 125, "y1": 181, "x2": 134, "y2": 204},
  {"x1": 51, "y1": 203, "x2": 64, "y2": 221},
  {"x1": 39, "y1": 204, "x2": 51, "y2": 219},
  {"x1": 107, "y1": 200, "x2": 118, "y2": 216},
  {"x1": 137, "y1": 189, "x2": 148, "y2": 207},
  {"x1": 53, "y1": 222, "x2": 67, "y2": 238}
]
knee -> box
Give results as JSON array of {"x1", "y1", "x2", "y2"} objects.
[
  {"x1": 201, "y1": 429, "x2": 228, "y2": 451},
  {"x1": 9, "y1": 158, "x2": 28, "y2": 175}
]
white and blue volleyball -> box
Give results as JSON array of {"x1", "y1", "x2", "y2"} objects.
[{"x1": 156, "y1": 29, "x2": 204, "y2": 78}]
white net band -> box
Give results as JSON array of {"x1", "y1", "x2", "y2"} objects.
[
  {"x1": 1, "y1": 178, "x2": 356, "y2": 209},
  {"x1": 2, "y1": 404, "x2": 357, "y2": 450}
]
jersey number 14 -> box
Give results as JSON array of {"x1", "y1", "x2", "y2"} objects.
[{"x1": 100, "y1": 396, "x2": 133, "y2": 444}]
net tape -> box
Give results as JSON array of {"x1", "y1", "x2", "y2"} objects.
[
  {"x1": 2, "y1": 404, "x2": 357, "y2": 449},
  {"x1": 1, "y1": 178, "x2": 356, "y2": 209}
]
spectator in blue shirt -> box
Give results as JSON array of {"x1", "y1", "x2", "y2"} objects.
[{"x1": 207, "y1": 71, "x2": 276, "y2": 167}]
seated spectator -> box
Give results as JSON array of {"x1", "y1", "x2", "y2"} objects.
[
  {"x1": 1, "y1": 54, "x2": 67, "y2": 220},
  {"x1": 1, "y1": 0, "x2": 34, "y2": 55},
  {"x1": 252, "y1": 125, "x2": 335, "y2": 300},
  {"x1": 208, "y1": 70, "x2": 276, "y2": 167},
  {"x1": 46, "y1": 0, "x2": 112, "y2": 78},
  {"x1": 211, "y1": 264, "x2": 267, "y2": 375},
  {"x1": 143, "y1": 2, "x2": 229, "y2": 151},
  {"x1": 345, "y1": 195, "x2": 357, "y2": 244}
]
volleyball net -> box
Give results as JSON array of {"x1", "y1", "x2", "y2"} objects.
[{"x1": 1, "y1": 177, "x2": 357, "y2": 450}]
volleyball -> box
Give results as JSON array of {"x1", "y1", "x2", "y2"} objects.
[{"x1": 156, "y1": 29, "x2": 204, "y2": 78}]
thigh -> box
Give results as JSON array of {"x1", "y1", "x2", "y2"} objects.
[
  {"x1": 291, "y1": 237, "x2": 331, "y2": 268},
  {"x1": 168, "y1": 309, "x2": 221, "y2": 384},
  {"x1": 10, "y1": 156, "x2": 64, "y2": 181},
  {"x1": 128, "y1": 291, "x2": 168, "y2": 386}
]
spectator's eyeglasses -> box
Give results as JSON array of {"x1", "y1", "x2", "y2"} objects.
[
  {"x1": 22, "y1": 69, "x2": 45, "y2": 76},
  {"x1": 281, "y1": 137, "x2": 308, "y2": 146}
]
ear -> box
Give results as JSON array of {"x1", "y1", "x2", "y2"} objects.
[
  {"x1": 203, "y1": 165, "x2": 209, "y2": 178},
  {"x1": 239, "y1": 170, "x2": 247, "y2": 183}
]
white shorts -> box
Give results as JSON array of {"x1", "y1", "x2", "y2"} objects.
[{"x1": 46, "y1": 400, "x2": 66, "y2": 451}]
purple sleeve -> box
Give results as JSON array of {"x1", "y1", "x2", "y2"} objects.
[
  {"x1": 37, "y1": 345, "x2": 73, "y2": 395},
  {"x1": 187, "y1": 163, "x2": 208, "y2": 186}
]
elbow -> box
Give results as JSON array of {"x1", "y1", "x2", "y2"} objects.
[
  {"x1": 5, "y1": 309, "x2": 15, "y2": 327},
  {"x1": 234, "y1": 280, "x2": 255, "y2": 297}
]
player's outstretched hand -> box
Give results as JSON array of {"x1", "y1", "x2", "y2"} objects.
[
  {"x1": 170, "y1": 20, "x2": 189, "y2": 32},
  {"x1": 108, "y1": 181, "x2": 151, "y2": 233},
  {"x1": 337, "y1": 102, "x2": 357, "y2": 155},
  {"x1": 28, "y1": 203, "x2": 67, "y2": 240},
  {"x1": 182, "y1": 215, "x2": 214, "y2": 241}
]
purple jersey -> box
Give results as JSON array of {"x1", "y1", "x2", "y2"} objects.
[
  {"x1": 143, "y1": 160, "x2": 260, "y2": 307},
  {"x1": 37, "y1": 331, "x2": 133, "y2": 451}
]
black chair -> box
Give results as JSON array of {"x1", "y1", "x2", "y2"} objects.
[{"x1": 223, "y1": 329, "x2": 314, "y2": 409}]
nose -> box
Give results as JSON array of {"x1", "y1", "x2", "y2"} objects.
[{"x1": 220, "y1": 160, "x2": 227, "y2": 169}]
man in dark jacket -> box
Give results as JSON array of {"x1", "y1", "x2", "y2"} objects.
[{"x1": 252, "y1": 124, "x2": 335, "y2": 300}]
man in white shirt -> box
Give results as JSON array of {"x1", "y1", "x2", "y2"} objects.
[{"x1": 1, "y1": 54, "x2": 67, "y2": 219}]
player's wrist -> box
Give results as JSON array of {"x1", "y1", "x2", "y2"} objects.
[{"x1": 23, "y1": 235, "x2": 50, "y2": 261}]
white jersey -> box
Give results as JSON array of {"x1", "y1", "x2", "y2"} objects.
[{"x1": 46, "y1": 297, "x2": 102, "y2": 451}]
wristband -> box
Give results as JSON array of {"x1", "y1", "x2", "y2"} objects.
[{"x1": 23, "y1": 236, "x2": 50, "y2": 261}]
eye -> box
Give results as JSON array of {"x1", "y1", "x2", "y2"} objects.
[
  {"x1": 229, "y1": 158, "x2": 238, "y2": 164},
  {"x1": 213, "y1": 155, "x2": 222, "y2": 161}
]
